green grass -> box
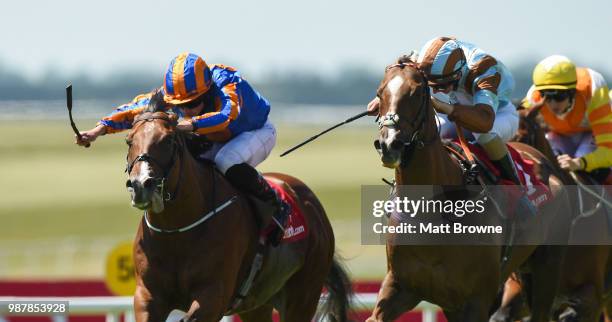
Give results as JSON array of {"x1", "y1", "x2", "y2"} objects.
[{"x1": 0, "y1": 120, "x2": 391, "y2": 279}]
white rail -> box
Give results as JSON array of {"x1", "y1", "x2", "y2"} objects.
[{"x1": 0, "y1": 294, "x2": 440, "y2": 322}]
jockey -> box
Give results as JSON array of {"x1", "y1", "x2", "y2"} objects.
[
  {"x1": 367, "y1": 36, "x2": 536, "y2": 216},
  {"x1": 523, "y1": 55, "x2": 612, "y2": 181},
  {"x1": 75, "y1": 52, "x2": 288, "y2": 244}
]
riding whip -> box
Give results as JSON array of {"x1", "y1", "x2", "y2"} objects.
[
  {"x1": 66, "y1": 84, "x2": 90, "y2": 148},
  {"x1": 280, "y1": 111, "x2": 368, "y2": 157}
]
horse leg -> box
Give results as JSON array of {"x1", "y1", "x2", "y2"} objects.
[
  {"x1": 366, "y1": 271, "x2": 420, "y2": 322},
  {"x1": 559, "y1": 284, "x2": 603, "y2": 322},
  {"x1": 463, "y1": 300, "x2": 496, "y2": 322},
  {"x1": 238, "y1": 303, "x2": 274, "y2": 322},
  {"x1": 444, "y1": 309, "x2": 462, "y2": 322},
  {"x1": 490, "y1": 274, "x2": 525, "y2": 322},
  {"x1": 274, "y1": 265, "x2": 328, "y2": 322},
  {"x1": 489, "y1": 273, "x2": 529, "y2": 322},
  {"x1": 443, "y1": 298, "x2": 493, "y2": 322},
  {"x1": 179, "y1": 283, "x2": 227, "y2": 322},
  {"x1": 179, "y1": 299, "x2": 224, "y2": 322},
  {"x1": 274, "y1": 288, "x2": 322, "y2": 322},
  {"x1": 133, "y1": 286, "x2": 171, "y2": 322},
  {"x1": 527, "y1": 245, "x2": 564, "y2": 322}
]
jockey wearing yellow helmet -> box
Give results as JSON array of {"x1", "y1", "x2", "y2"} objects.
[
  {"x1": 76, "y1": 52, "x2": 288, "y2": 244},
  {"x1": 524, "y1": 55, "x2": 612, "y2": 180},
  {"x1": 368, "y1": 36, "x2": 536, "y2": 217}
]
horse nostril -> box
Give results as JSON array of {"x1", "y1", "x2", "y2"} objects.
[
  {"x1": 126, "y1": 179, "x2": 133, "y2": 189},
  {"x1": 390, "y1": 140, "x2": 404, "y2": 151},
  {"x1": 374, "y1": 139, "x2": 382, "y2": 151}
]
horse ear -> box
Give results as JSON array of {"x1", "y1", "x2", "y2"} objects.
[
  {"x1": 147, "y1": 89, "x2": 168, "y2": 112},
  {"x1": 526, "y1": 104, "x2": 544, "y2": 119},
  {"x1": 168, "y1": 113, "x2": 178, "y2": 126},
  {"x1": 397, "y1": 54, "x2": 412, "y2": 64},
  {"x1": 397, "y1": 50, "x2": 418, "y2": 64}
]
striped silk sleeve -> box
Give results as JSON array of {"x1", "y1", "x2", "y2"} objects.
[
  {"x1": 583, "y1": 71, "x2": 612, "y2": 171},
  {"x1": 473, "y1": 68, "x2": 501, "y2": 112},
  {"x1": 97, "y1": 92, "x2": 153, "y2": 134},
  {"x1": 191, "y1": 82, "x2": 241, "y2": 135}
]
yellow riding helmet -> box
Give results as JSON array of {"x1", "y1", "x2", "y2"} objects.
[{"x1": 532, "y1": 55, "x2": 577, "y2": 91}]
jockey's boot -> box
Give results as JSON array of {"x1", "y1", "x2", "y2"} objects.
[
  {"x1": 225, "y1": 163, "x2": 290, "y2": 246},
  {"x1": 482, "y1": 136, "x2": 538, "y2": 219}
]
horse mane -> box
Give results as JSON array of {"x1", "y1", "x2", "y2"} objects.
[
  {"x1": 145, "y1": 89, "x2": 168, "y2": 113},
  {"x1": 131, "y1": 89, "x2": 178, "y2": 128}
]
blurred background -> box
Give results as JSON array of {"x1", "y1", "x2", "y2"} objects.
[{"x1": 0, "y1": 0, "x2": 610, "y2": 282}]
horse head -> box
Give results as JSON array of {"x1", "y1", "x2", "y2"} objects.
[
  {"x1": 375, "y1": 59, "x2": 434, "y2": 168},
  {"x1": 513, "y1": 101, "x2": 545, "y2": 146},
  {"x1": 125, "y1": 90, "x2": 181, "y2": 213}
]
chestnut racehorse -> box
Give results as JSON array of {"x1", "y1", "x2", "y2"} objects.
[
  {"x1": 367, "y1": 60, "x2": 572, "y2": 322},
  {"x1": 490, "y1": 103, "x2": 612, "y2": 322},
  {"x1": 125, "y1": 91, "x2": 351, "y2": 322}
]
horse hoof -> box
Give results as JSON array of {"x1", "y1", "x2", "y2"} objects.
[{"x1": 558, "y1": 307, "x2": 578, "y2": 322}]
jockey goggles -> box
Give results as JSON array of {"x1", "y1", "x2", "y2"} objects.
[
  {"x1": 540, "y1": 90, "x2": 573, "y2": 102},
  {"x1": 427, "y1": 68, "x2": 463, "y2": 91},
  {"x1": 430, "y1": 78, "x2": 459, "y2": 91}
]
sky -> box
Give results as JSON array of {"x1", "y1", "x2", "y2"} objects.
[{"x1": 2, "y1": 0, "x2": 610, "y2": 81}]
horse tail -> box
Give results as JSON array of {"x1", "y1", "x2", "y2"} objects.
[{"x1": 319, "y1": 256, "x2": 353, "y2": 322}]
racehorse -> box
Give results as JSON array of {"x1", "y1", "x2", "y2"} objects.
[
  {"x1": 124, "y1": 90, "x2": 352, "y2": 322},
  {"x1": 490, "y1": 103, "x2": 612, "y2": 322},
  {"x1": 367, "y1": 59, "x2": 572, "y2": 322}
]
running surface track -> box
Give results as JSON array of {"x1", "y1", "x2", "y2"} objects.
[{"x1": 0, "y1": 280, "x2": 447, "y2": 322}]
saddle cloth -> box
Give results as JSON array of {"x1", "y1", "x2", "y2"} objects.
[
  {"x1": 466, "y1": 142, "x2": 553, "y2": 210},
  {"x1": 261, "y1": 179, "x2": 308, "y2": 243}
]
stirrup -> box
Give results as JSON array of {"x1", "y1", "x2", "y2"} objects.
[
  {"x1": 271, "y1": 200, "x2": 290, "y2": 229},
  {"x1": 267, "y1": 201, "x2": 290, "y2": 246}
]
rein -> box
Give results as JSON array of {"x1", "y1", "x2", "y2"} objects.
[{"x1": 144, "y1": 196, "x2": 238, "y2": 233}]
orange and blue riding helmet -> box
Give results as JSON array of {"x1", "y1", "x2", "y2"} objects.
[{"x1": 163, "y1": 52, "x2": 212, "y2": 105}]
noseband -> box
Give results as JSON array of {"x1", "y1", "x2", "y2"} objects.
[
  {"x1": 376, "y1": 62, "x2": 437, "y2": 165},
  {"x1": 126, "y1": 113, "x2": 183, "y2": 202}
]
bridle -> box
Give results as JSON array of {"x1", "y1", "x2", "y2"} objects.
[
  {"x1": 375, "y1": 62, "x2": 438, "y2": 166},
  {"x1": 126, "y1": 112, "x2": 184, "y2": 203}
]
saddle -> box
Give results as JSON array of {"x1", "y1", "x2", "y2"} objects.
[{"x1": 444, "y1": 140, "x2": 553, "y2": 217}]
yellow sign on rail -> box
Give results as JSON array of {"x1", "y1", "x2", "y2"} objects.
[{"x1": 105, "y1": 241, "x2": 136, "y2": 296}]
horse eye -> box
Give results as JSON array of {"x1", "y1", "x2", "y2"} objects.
[
  {"x1": 125, "y1": 138, "x2": 132, "y2": 146},
  {"x1": 160, "y1": 136, "x2": 174, "y2": 148}
]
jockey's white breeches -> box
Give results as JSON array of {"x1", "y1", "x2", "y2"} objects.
[{"x1": 199, "y1": 120, "x2": 277, "y2": 173}]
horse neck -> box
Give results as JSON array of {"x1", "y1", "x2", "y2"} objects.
[
  {"x1": 533, "y1": 126, "x2": 557, "y2": 165},
  {"x1": 396, "y1": 108, "x2": 464, "y2": 185},
  {"x1": 528, "y1": 122, "x2": 575, "y2": 183},
  {"x1": 149, "y1": 144, "x2": 217, "y2": 226}
]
